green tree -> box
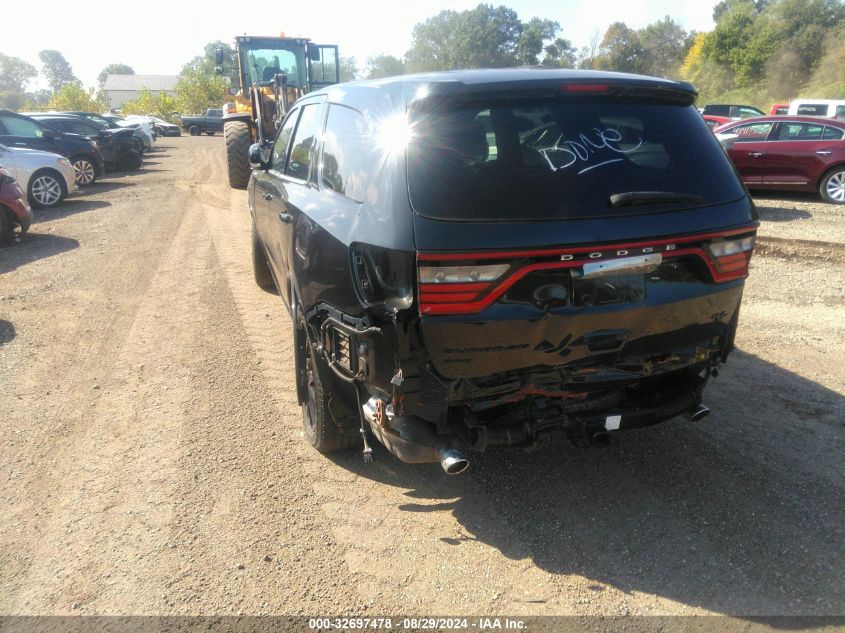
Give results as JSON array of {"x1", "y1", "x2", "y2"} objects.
[
  {"x1": 365, "y1": 54, "x2": 405, "y2": 79},
  {"x1": 595, "y1": 22, "x2": 644, "y2": 73},
  {"x1": 638, "y1": 16, "x2": 691, "y2": 78},
  {"x1": 175, "y1": 69, "x2": 227, "y2": 115},
  {"x1": 339, "y1": 56, "x2": 360, "y2": 82},
  {"x1": 47, "y1": 81, "x2": 103, "y2": 111},
  {"x1": 121, "y1": 88, "x2": 178, "y2": 118},
  {"x1": 541, "y1": 37, "x2": 578, "y2": 68},
  {"x1": 39, "y1": 49, "x2": 76, "y2": 94},
  {"x1": 0, "y1": 53, "x2": 37, "y2": 92},
  {"x1": 405, "y1": 4, "x2": 523, "y2": 71},
  {"x1": 182, "y1": 41, "x2": 238, "y2": 88},
  {"x1": 804, "y1": 22, "x2": 845, "y2": 96},
  {"x1": 98, "y1": 63, "x2": 135, "y2": 86},
  {"x1": 680, "y1": 32, "x2": 734, "y2": 100},
  {"x1": 515, "y1": 17, "x2": 558, "y2": 65}
]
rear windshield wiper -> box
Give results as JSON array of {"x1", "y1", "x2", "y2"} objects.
[{"x1": 609, "y1": 191, "x2": 702, "y2": 207}]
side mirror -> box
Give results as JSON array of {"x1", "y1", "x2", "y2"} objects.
[
  {"x1": 214, "y1": 48, "x2": 224, "y2": 65},
  {"x1": 307, "y1": 45, "x2": 321, "y2": 61},
  {"x1": 42, "y1": 129, "x2": 55, "y2": 140},
  {"x1": 249, "y1": 143, "x2": 267, "y2": 169}
]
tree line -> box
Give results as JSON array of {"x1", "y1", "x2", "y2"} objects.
[
  {"x1": 351, "y1": 0, "x2": 845, "y2": 107},
  {"x1": 3, "y1": 1, "x2": 843, "y2": 115}
]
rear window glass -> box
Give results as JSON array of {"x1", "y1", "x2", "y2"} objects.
[
  {"x1": 407, "y1": 99, "x2": 744, "y2": 221},
  {"x1": 796, "y1": 104, "x2": 827, "y2": 116}
]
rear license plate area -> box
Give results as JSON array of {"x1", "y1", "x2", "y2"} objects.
[{"x1": 573, "y1": 274, "x2": 645, "y2": 308}]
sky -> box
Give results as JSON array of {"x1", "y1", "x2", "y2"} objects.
[{"x1": 3, "y1": 0, "x2": 718, "y2": 90}]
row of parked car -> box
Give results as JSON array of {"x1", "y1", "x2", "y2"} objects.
[
  {"x1": 0, "y1": 110, "x2": 167, "y2": 240},
  {"x1": 698, "y1": 99, "x2": 845, "y2": 204}
]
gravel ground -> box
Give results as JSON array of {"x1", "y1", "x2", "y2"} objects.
[{"x1": 0, "y1": 137, "x2": 842, "y2": 622}]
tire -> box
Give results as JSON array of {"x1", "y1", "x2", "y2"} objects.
[
  {"x1": 252, "y1": 219, "x2": 275, "y2": 290},
  {"x1": 819, "y1": 167, "x2": 845, "y2": 204},
  {"x1": 0, "y1": 206, "x2": 11, "y2": 243},
  {"x1": 189, "y1": 125, "x2": 200, "y2": 136},
  {"x1": 70, "y1": 155, "x2": 97, "y2": 186},
  {"x1": 298, "y1": 322, "x2": 359, "y2": 454},
  {"x1": 28, "y1": 169, "x2": 66, "y2": 209},
  {"x1": 224, "y1": 120, "x2": 251, "y2": 189}
]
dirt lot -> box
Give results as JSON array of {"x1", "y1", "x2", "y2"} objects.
[{"x1": 1, "y1": 137, "x2": 843, "y2": 619}]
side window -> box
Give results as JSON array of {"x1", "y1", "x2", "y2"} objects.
[
  {"x1": 285, "y1": 103, "x2": 324, "y2": 181},
  {"x1": 834, "y1": 106, "x2": 845, "y2": 120},
  {"x1": 823, "y1": 127, "x2": 845, "y2": 140},
  {"x1": 774, "y1": 123, "x2": 823, "y2": 141},
  {"x1": 321, "y1": 105, "x2": 370, "y2": 202},
  {"x1": 736, "y1": 107, "x2": 761, "y2": 119},
  {"x1": 271, "y1": 109, "x2": 300, "y2": 171},
  {"x1": 43, "y1": 120, "x2": 69, "y2": 133},
  {"x1": 1, "y1": 116, "x2": 44, "y2": 138},
  {"x1": 72, "y1": 121, "x2": 98, "y2": 135},
  {"x1": 731, "y1": 122, "x2": 773, "y2": 142}
]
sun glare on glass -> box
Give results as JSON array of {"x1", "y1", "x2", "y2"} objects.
[{"x1": 376, "y1": 113, "x2": 414, "y2": 157}]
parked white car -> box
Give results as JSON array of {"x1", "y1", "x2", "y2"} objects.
[
  {"x1": 103, "y1": 115, "x2": 155, "y2": 152},
  {"x1": 126, "y1": 115, "x2": 180, "y2": 137},
  {"x1": 0, "y1": 143, "x2": 77, "y2": 209},
  {"x1": 788, "y1": 99, "x2": 845, "y2": 119}
]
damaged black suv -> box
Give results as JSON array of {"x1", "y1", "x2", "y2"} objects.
[{"x1": 248, "y1": 69, "x2": 757, "y2": 475}]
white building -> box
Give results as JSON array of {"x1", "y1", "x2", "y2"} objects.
[{"x1": 102, "y1": 75, "x2": 182, "y2": 110}]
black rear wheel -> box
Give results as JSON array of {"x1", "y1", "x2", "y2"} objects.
[
  {"x1": 298, "y1": 322, "x2": 359, "y2": 454},
  {"x1": 189, "y1": 125, "x2": 200, "y2": 136}
]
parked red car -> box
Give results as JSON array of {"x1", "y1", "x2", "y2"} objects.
[
  {"x1": 703, "y1": 114, "x2": 732, "y2": 130},
  {"x1": 769, "y1": 103, "x2": 789, "y2": 115},
  {"x1": 0, "y1": 165, "x2": 32, "y2": 240},
  {"x1": 714, "y1": 116, "x2": 845, "y2": 203}
]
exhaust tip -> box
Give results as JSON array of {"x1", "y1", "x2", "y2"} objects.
[
  {"x1": 439, "y1": 448, "x2": 469, "y2": 475},
  {"x1": 687, "y1": 403, "x2": 711, "y2": 422}
]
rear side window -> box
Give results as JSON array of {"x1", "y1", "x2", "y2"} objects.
[
  {"x1": 823, "y1": 126, "x2": 845, "y2": 140},
  {"x1": 285, "y1": 103, "x2": 324, "y2": 181},
  {"x1": 321, "y1": 104, "x2": 369, "y2": 202},
  {"x1": 1, "y1": 115, "x2": 44, "y2": 138},
  {"x1": 774, "y1": 122, "x2": 823, "y2": 141},
  {"x1": 408, "y1": 98, "x2": 745, "y2": 221}
]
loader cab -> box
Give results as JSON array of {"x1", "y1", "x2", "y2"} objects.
[{"x1": 233, "y1": 36, "x2": 339, "y2": 93}]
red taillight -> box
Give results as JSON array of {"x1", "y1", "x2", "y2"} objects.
[
  {"x1": 561, "y1": 83, "x2": 609, "y2": 93},
  {"x1": 418, "y1": 266, "x2": 509, "y2": 314},
  {"x1": 705, "y1": 235, "x2": 755, "y2": 281},
  {"x1": 417, "y1": 227, "x2": 758, "y2": 315}
]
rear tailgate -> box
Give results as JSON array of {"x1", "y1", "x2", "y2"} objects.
[{"x1": 407, "y1": 82, "x2": 756, "y2": 381}]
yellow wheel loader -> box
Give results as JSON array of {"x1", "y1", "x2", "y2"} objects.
[{"x1": 217, "y1": 36, "x2": 339, "y2": 189}]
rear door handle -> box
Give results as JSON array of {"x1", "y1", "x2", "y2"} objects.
[
  {"x1": 278, "y1": 212, "x2": 293, "y2": 224},
  {"x1": 816, "y1": 150, "x2": 832, "y2": 156},
  {"x1": 747, "y1": 152, "x2": 763, "y2": 157},
  {"x1": 262, "y1": 192, "x2": 273, "y2": 201}
]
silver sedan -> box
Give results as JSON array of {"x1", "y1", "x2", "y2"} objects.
[{"x1": 0, "y1": 143, "x2": 78, "y2": 209}]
